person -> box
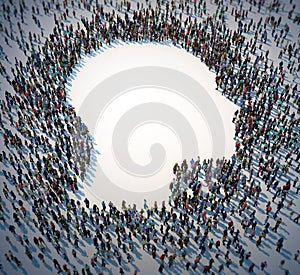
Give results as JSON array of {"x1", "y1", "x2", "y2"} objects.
[
  {"x1": 272, "y1": 217, "x2": 282, "y2": 232},
  {"x1": 293, "y1": 213, "x2": 300, "y2": 223},
  {"x1": 294, "y1": 250, "x2": 299, "y2": 261},
  {"x1": 260, "y1": 261, "x2": 267, "y2": 271},
  {"x1": 102, "y1": 201, "x2": 106, "y2": 212},
  {"x1": 101, "y1": 258, "x2": 106, "y2": 268},
  {"x1": 158, "y1": 263, "x2": 164, "y2": 273},
  {"x1": 72, "y1": 249, "x2": 77, "y2": 258},
  {"x1": 249, "y1": 262, "x2": 255, "y2": 272},
  {"x1": 117, "y1": 254, "x2": 122, "y2": 265},
  {"x1": 276, "y1": 238, "x2": 284, "y2": 252},
  {"x1": 53, "y1": 258, "x2": 61, "y2": 270},
  {"x1": 38, "y1": 253, "x2": 44, "y2": 262},
  {"x1": 143, "y1": 199, "x2": 148, "y2": 209},
  {"x1": 290, "y1": 210, "x2": 295, "y2": 219},
  {"x1": 73, "y1": 266, "x2": 79, "y2": 275},
  {"x1": 0, "y1": 212, "x2": 5, "y2": 223}
]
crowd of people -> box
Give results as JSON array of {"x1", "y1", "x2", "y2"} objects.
[{"x1": 0, "y1": 0, "x2": 299, "y2": 274}]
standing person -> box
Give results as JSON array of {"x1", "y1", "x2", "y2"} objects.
[
  {"x1": 280, "y1": 259, "x2": 285, "y2": 268},
  {"x1": 276, "y1": 238, "x2": 284, "y2": 252},
  {"x1": 261, "y1": 261, "x2": 267, "y2": 271},
  {"x1": 72, "y1": 249, "x2": 77, "y2": 258},
  {"x1": 101, "y1": 258, "x2": 106, "y2": 268},
  {"x1": 53, "y1": 258, "x2": 61, "y2": 270},
  {"x1": 272, "y1": 217, "x2": 282, "y2": 232},
  {"x1": 144, "y1": 199, "x2": 148, "y2": 209},
  {"x1": 293, "y1": 213, "x2": 300, "y2": 223},
  {"x1": 38, "y1": 253, "x2": 44, "y2": 262},
  {"x1": 117, "y1": 254, "x2": 122, "y2": 265},
  {"x1": 249, "y1": 262, "x2": 255, "y2": 272},
  {"x1": 158, "y1": 262, "x2": 164, "y2": 273},
  {"x1": 102, "y1": 201, "x2": 106, "y2": 211}
]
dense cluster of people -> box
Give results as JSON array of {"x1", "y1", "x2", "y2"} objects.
[{"x1": 0, "y1": 0, "x2": 299, "y2": 274}]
